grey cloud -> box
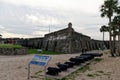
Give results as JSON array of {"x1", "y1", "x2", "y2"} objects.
[{"x1": 0, "y1": 2, "x2": 107, "y2": 40}]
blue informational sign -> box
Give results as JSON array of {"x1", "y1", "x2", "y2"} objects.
[{"x1": 29, "y1": 55, "x2": 51, "y2": 67}]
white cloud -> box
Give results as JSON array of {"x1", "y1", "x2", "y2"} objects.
[
  {"x1": 24, "y1": 14, "x2": 60, "y2": 26},
  {"x1": 0, "y1": 25, "x2": 5, "y2": 29},
  {"x1": 32, "y1": 31, "x2": 48, "y2": 37},
  {"x1": 0, "y1": 0, "x2": 104, "y2": 14},
  {"x1": 0, "y1": 0, "x2": 110, "y2": 40},
  {"x1": 1, "y1": 31, "x2": 33, "y2": 38}
]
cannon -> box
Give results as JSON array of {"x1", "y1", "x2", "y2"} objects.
[
  {"x1": 64, "y1": 61, "x2": 75, "y2": 68},
  {"x1": 57, "y1": 63, "x2": 69, "y2": 71},
  {"x1": 46, "y1": 67, "x2": 61, "y2": 75},
  {"x1": 80, "y1": 54, "x2": 94, "y2": 60},
  {"x1": 75, "y1": 56, "x2": 86, "y2": 62},
  {"x1": 69, "y1": 57, "x2": 84, "y2": 65},
  {"x1": 81, "y1": 53, "x2": 103, "y2": 57}
]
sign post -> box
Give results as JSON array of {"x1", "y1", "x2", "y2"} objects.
[
  {"x1": 28, "y1": 64, "x2": 30, "y2": 80},
  {"x1": 28, "y1": 55, "x2": 51, "y2": 80}
]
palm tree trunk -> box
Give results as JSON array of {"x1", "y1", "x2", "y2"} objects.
[
  {"x1": 113, "y1": 35, "x2": 116, "y2": 54},
  {"x1": 103, "y1": 32, "x2": 104, "y2": 43},
  {"x1": 109, "y1": 17, "x2": 114, "y2": 57},
  {"x1": 118, "y1": 28, "x2": 120, "y2": 56},
  {"x1": 103, "y1": 32, "x2": 105, "y2": 50}
]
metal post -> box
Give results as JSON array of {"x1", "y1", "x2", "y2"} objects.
[
  {"x1": 49, "y1": 25, "x2": 50, "y2": 33},
  {"x1": 28, "y1": 64, "x2": 30, "y2": 80}
]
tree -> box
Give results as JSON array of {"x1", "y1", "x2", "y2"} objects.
[
  {"x1": 112, "y1": 15, "x2": 120, "y2": 39},
  {"x1": 112, "y1": 15, "x2": 120, "y2": 55},
  {"x1": 100, "y1": 25, "x2": 109, "y2": 50},
  {"x1": 100, "y1": 25, "x2": 109, "y2": 43},
  {"x1": 111, "y1": 22, "x2": 118, "y2": 54},
  {"x1": 100, "y1": 0, "x2": 119, "y2": 56}
]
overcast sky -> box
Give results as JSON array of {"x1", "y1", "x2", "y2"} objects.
[{"x1": 0, "y1": 0, "x2": 111, "y2": 40}]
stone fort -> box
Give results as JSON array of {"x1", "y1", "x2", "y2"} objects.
[{"x1": 19, "y1": 22, "x2": 106, "y2": 53}]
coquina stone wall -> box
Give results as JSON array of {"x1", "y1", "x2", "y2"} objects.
[
  {"x1": 71, "y1": 31, "x2": 91, "y2": 53},
  {"x1": 42, "y1": 23, "x2": 104, "y2": 53},
  {"x1": 13, "y1": 22, "x2": 106, "y2": 54},
  {"x1": 42, "y1": 27, "x2": 73, "y2": 53},
  {"x1": 18, "y1": 38, "x2": 44, "y2": 49},
  {"x1": 0, "y1": 48, "x2": 27, "y2": 55}
]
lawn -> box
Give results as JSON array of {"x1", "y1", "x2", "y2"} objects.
[
  {"x1": 28, "y1": 48, "x2": 63, "y2": 55},
  {"x1": 0, "y1": 44, "x2": 24, "y2": 48},
  {"x1": 0, "y1": 44, "x2": 63, "y2": 55}
]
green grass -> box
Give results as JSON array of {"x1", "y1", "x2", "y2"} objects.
[
  {"x1": 96, "y1": 70, "x2": 104, "y2": 74},
  {"x1": 79, "y1": 65, "x2": 91, "y2": 73},
  {"x1": 96, "y1": 71, "x2": 111, "y2": 76},
  {"x1": 87, "y1": 74, "x2": 95, "y2": 77},
  {"x1": 61, "y1": 65, "x2": 91, "y2": 80},
  {"x1": 28, "y1": 49, "x2": 63, "y2": 55},
  {"x1": 93, "y1": 58, "x2": 103, "y2": 62},
  {"x1": 0, "y1": 44, "x2": 24, "y2": 48},
  {"x1": 35, "y1": 70, "x2": 42, "y2": 75}
]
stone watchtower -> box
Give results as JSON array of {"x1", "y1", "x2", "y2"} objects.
[
  {"x1": 68, "y1": 22, "x2": 74, "y2": 53},
  {"x1": 68, "y1": 22, "x2": 72, "y2": 28}
]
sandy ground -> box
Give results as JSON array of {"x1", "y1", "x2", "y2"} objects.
[
  {"x1": 0, "y1": 52, "x2": 81, "y2": 80},
  {"x1": 0, "y1": 50, "x2": 120, "y2": 80},
  {"x1": 75, "y1": 50, "x2": 120, "y2": 80}
]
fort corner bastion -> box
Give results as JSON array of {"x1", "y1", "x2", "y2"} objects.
[{"x1": 41, "y1": 22, "x2": 104, "y2": 53}]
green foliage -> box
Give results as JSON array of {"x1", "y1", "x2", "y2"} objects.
[
  {"x1": 100, "y1": 25, "x2": 109, "y2": 32},
  {"x1": 35, "y1": 70, "x2": 42, "y2": 75},
  {"x1": 42, "y1": 50, "x2": 62, "y2": 55},
  {"x1": 28, "y1": 48, "x2": 62, "y2": 55},
  {"x1": 28, "y1": 49, "x2": 39, "y2": 54},
  {"x1": 87, "y1": 74, "x2": 95, "y2": 77},
  {"x1": 100, "y1": 0, "x2": 120, "y2": 56},
  {"x1": 93, "y1": 58, "x2": 103, "y2": 62},
  {"x1": 96, "y1": 70, "x2": 104, "y2": 74},
  {"x1": 61, "y1": 65, "x2": 91, "y2": 80},
  {"x1": 30, "y1": 75, "x2": 39, "y2": 78},
  {"x1": 46, "y1": 78, "x2": 53, "y2": 80},
  {"x1": 0, "y1": 44, "x2": 24, "y2": 48},
  {"x1": 100, "y1": 0, "x2": 119, "y2": 18},
  {"x1": 96, "y1": 70, "x2": 111, "y2": 76},
  {"x1": 78, "y1": 65, "x2": 91, "y2": 73}
]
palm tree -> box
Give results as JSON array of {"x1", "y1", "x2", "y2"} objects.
[
  {"x1": 113, "y1": 15, "x2": 120, "y2": 39},
  {"x1": 100, "y1": 0, "x2": 119, "y2": 56},
  {"x1": 111, "y1": 23, "x2": 118, "y2": 54},
  {"x1": 112, "y1": 15, "x2": 120, "y2": 55},
  {"x1": 100, "y1": 25, "x2": 109, "y2": 50},
  {"x1": 100, "y1": 25, "x2": 109, "y2": 43}
]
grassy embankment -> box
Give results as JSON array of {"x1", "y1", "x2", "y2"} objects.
[
  {"x1": 28, "y1": 48, "x2": 62, "y2": 55},
  {"x1": 0, "y1": 44, "x2": 24, "y2": 48},
  {"x1": 0, "y1": 44, "x2": 63, "y2": 55}
]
